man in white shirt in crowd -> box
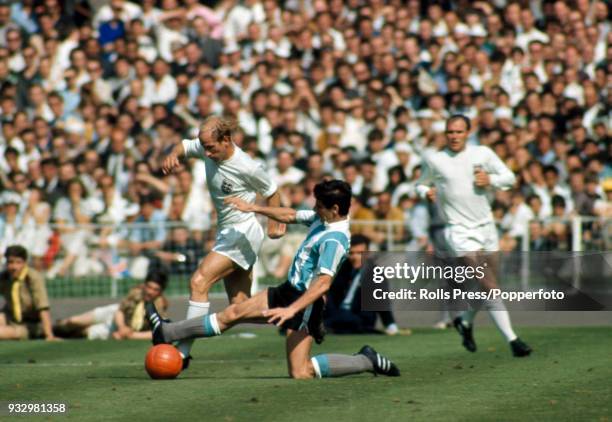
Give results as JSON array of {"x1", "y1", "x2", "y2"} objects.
[
  {"x1": 417, "y1": 115, "x2": 532, "y2": 358},
  {"x1": 162, "y1": 116, "x2": 285, "y2": 369},
  {"x1": 269, "y1": 149, "x2": 305, "y2": 187}
]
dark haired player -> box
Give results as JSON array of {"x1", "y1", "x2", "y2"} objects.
[{"x1": 146, "y1": 180, "x2": 400, "y2": 379}]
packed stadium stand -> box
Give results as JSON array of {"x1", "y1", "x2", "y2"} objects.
[{"x1": 0, "y1": 0, "x2": 610, "y2": 296}]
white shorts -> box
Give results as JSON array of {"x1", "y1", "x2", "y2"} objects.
[
  {"x1": 443, "y1": 222, "x2": 499, "y2": 256},
  {"x1": 87, "y1": 304, "x2": 119, "y2": 340},
  {"x1": 212, "y1": 218, "x2": 265, "y2": 270}
]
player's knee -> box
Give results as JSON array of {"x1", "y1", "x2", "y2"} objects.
[
  {"x1": 190, "y1": 272, "x2": 212, "y2": 294},
  {"x1": 289, "y1": 369, "x2": 314, "y2": 379},
  {"x1": 289, "y1": 364, "x2": 315, "y2": 379}
]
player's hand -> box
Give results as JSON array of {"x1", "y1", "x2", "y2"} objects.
[
  {"x1": 117, "y1": 326, "x2": 133, "y2": 339},
  {"x1": 263, "y1": 307, "x2": 296, "y2": 327},
  {"x1": 268, "y1": 223, "x2": 286, "y2": 239},
  {"x1": 426, "y1": 187, "x2": 437, "y2": 202},
  {"x1": 224, "y1": 196, "x2": 254, "y2": 212},
  {"x1": 45, "y1": 335, "x2": 62, "y2": 342},
  {"x1": 162, "y1": 154, "x2": 180, "y2": 175},
  {"x1": 474, "y1": 170, "x2": 491, "y2": 187}
]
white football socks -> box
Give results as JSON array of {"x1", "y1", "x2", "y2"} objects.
[
  {"x1": 462, "y1": 299, "x2": 517, "y2": 342},
  {"x1": 177, "y1": 300, "x2": 210, "y2": 358},
  {"x1": 485, "y1": 298, "x2": 517, "y2": 342}
]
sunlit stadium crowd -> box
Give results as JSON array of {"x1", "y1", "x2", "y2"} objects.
[{"x1": 0, "y1": 0, "x2": 610, "y2": 279}]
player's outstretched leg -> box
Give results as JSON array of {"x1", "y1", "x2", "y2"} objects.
[
  {"x1": 310, "y1": 346, "x2": 400, "y2": 378},
  {"x1": 356, "y1": 345, "x2": 400, "y2": 376},
  {"x1": 146, "y1": 290, "x2": 269, "y2": 344},
  {"x1": 306, "y1": 333, "x2": 400, "y2": 378},
  {"x1": 145, "y1": 301, "x2": 223, "y2": 345},
  {"x1": 145, "y1": 302, "x2": 171, "y2": 345}
]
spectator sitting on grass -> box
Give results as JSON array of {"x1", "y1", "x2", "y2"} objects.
[
  {"x1": 54, "y1": 270, "x2": 168, "y2": 340},
  {"x1": 0, "y1": 245, "x2": 58, "y2": 341}
]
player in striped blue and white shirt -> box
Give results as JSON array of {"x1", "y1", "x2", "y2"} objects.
[{"x1": 146, "y1": 180, "x2": 400, "y2": 379}]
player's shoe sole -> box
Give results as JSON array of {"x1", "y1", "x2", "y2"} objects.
[
  {"x1": 510, "y1": 338, "x2": 532, "y2": 357},
  {"x1": 357, "y1": 345, "x2": 400, "y2": 377},
  {"x1": 453, "y1": 317, "x2": 477, "y2": 352},
  {"x1": 145, "y1": 302, "x2": 170, "y2": 345}
]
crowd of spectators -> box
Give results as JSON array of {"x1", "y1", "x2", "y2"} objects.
[{"x1": 0, "y1": 0, "x2": 610, "y2": 279}]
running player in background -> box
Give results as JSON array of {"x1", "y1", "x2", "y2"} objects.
[
  {"x1": 146, "y1": 180, "x2": 400, "y2": 378},
  {"x1": 161, "y1": 116, "x2": 285, "y2": 368},
  {"x1": 417, "y1": 115, "x2": 532, "y2": 357}
]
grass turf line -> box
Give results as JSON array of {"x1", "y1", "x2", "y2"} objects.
[{"x1": 1, "y1": 327, "x2": 611, "y2": 422}]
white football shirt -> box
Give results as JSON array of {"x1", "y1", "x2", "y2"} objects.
[
  {"x1": 182, "y1": 139, "x2": 278, "y2": 227},
  {"x1": 416, "y1": 144, "x2": 515, "y2": 228}
]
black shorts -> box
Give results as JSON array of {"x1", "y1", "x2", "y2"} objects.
[{"x1": 267, "y1": 281, "x2": 326, "y2": 344}]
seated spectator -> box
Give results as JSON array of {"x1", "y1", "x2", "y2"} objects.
[
  {"x1": 154, "y1": 225, "x2": 204, "y2": 275},
  {"x1": 593, "y1": 179, "x2": 612, "y2": 217},
  {"x1": 19, "y1": 189, "x2": 53, "y2": 271},
  {"x1": 0, "y1": 245, "x2": 58, "y2": 340},
  {"x1": 544, "y1": 195, "x2": 570, "y2": 250},
  {"x1": 127, "y1": 193, "x2": 166, "y2": 278},
  {"x1": 324, "y1": 235, "x2": 410, "y2": 336},
  {"x1": 54, "y1": 270, "x2": 169, "y2": 340},
  {"x1": 269, "y1": 149, "x2": 305, "y2": 187},
  {"x1": 49, "y1": 178, "x2": 104, "y2": 278},
  {"x1": 0, "y1": 191, "x2": 21, "y2": 257},
  {"x1": 501, "y1": 190, "x2": 534, "y2": 241},
  {"x1": 397, "y1": 192, "x2": 431, "y2": 251},
  {"x1": 370, "y1": 191, "x2": 405, "y2": 249},
  {"x1": 171, "y1": 167, "x2": 212, "y2": 239},
  {"x1": 348, "y1": 195, "x2": 378, "y2": 242},
  {"x1": 529, "y1": 220, "x2": 551, "y2": 251}
]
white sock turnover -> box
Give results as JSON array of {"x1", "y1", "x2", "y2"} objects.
[{"x1": 177, "y1": 300, "x2": 210, "y2": 358}]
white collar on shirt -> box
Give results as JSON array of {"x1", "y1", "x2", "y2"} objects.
[{"x1": 324, "y1": 216, "x2": 350, "y2": 230}]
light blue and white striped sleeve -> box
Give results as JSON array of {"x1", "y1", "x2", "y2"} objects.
[
  {"x1": 296, "y1": 210, "x2": 317, "y2": 226},
  {"x1": 317, "y1": 238, "x2": 348, "y2": 277}
]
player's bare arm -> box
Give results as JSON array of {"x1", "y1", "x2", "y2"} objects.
[
  {"x1": 264, "y1": 274, "x2": 333, "y2": 326},
  {"x1": 224, "y1": 196, "x2": 298, "y2": 224},
  {"x1": 264, "y1": 190, "x2": 287, "y2": 239},
  {"x1": 113, "y1": 309, "x2": 133, "y2": 340},
  {"x1": 40, "y1": 309, "x2": 59, "y2": 341},
  {"x1": 161, "y1": 143, "x2": 185, "y2": 175}
]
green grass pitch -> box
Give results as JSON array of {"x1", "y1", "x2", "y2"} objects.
[{"x1": 1, "y1": 327, "x2": 611, "y2": 421}]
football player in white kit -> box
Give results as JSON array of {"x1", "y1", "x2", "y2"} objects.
[
  {"x1": 417, "y1": 115, "x2": 531, "y2": 357},
  {"x1": 162, "y1": 116, "x2": 285, "y2": 368}
]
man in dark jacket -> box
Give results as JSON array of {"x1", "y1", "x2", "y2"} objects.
[{"x1": 325, "y1": 234, "x2": 410, "y2": 335}]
